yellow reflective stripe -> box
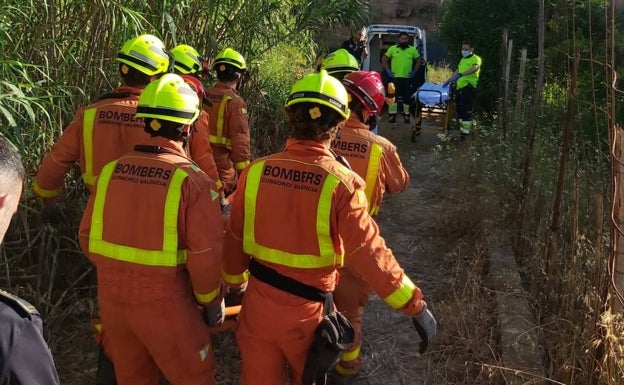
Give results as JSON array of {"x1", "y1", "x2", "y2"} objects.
[
  {"x1": 209, "y1": 95, "x2": 232, "y2": 147},
  {"x1": 89, "y1": 160, "x2": 187, "y2": 267},
  {"x1": 243, "y1": 162, "x2": 343, "y2": 268},
  {"x1": 222, "y1": 269, "x2": 249, "y2": 285},
  {"x1": 162, "y1": 169, "x2": 188, "y2": 252},
  {"x1": 317, "y1": 174, "x2": 340, "y2": 263},
  {"x1": 339, "y1": 346, "x2": 361, "y2": 362},
  {"x1": 383, "y1": 275, "x2": 417, "y2": 309},
  {"x1": 209, "y1": 134, "x2": 231, "y2": 146},
  {"x1": 370, "y1": 205, "x2": 381, "y2": 216},
  {"x1": 82, "y1": 108, "x2": 97, "y2": 186},
  {"x1": 215, "y1": 179, "x2": 223, "y2": 190},
  {"x1": 33, "y1": 181, "x2": 61, "y2": 198},
  {"x1": 194, "y1": 287, "x2": 220, "y2": 304},
  {"x1": 364, "y1": 143, "x2": 383, "y2": 214},
  {"x1": 233, "y1": 160, "x2": 250, "y2": 171},
  {"x1": 89, "y1": 160, "x2": 116, "y2": 243},
  {"x1": 335, "y1": 364, "x2": 358, "y2": 375},
  {"x1": 89, "y1": 240, "x2": 187, "y2": 266}
]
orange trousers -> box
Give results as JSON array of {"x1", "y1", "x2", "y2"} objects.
[
  {"x1": 99, "y1": 295, "x2": 215, "y2": 385},
  {"x1": 236, "y1": 277, "x2": 323, "y2": 385},
  {"x1": 332, "y1": 267, "x2": 371, "y2": 375},
  {"x1": 212, "y1": 147, "x2": 238, "y2": 193}
]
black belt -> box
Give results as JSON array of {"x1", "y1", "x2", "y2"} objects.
[{"x1": 248, "y1": 258, "x2": 333, "y2": 315}]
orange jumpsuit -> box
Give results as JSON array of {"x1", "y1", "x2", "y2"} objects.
[
  {"x1": 79, "y1": 137, "x2": 223, "y2": 385},
  {"x1": 203, "y1": 81, "x2": 250, "y2": 193},
  {"x1": 222, "y1": 139, "x2": 424, "y2": 385},
  {"x1": 189, "y1": 110, "x2": 221, "y2": 189},
  {"x1": 33, "y1": 85, "x2": 219, "y2": 201},
  {"x1": 180, "y1": 74, "x2": 221, "y2": 190},
  {"x1": 330, "y1": 115, "x2": 410, "y2": 375}
]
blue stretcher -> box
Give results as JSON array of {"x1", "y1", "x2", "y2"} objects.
[
  {"x1": 409, "y1": 82, "x2": 455, "y2": 142},
  {"x1": 412, "y1": 82, "x2": 451, "y2": 106}
]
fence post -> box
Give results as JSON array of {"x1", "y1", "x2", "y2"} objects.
[
  {"x1": 613, "y1": 126, "x2": 624, "y2": 313},
  {"x1": 514, "y1": 49, "x2": 527, "y2": 125}
]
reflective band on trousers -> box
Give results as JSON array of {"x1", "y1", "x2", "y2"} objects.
[
  {"x1": 383, "y1": 275, "x2": 416, "y2": 309},
  {"x1": 364, "y1": 143, "x2": 383, "y2": 216},
  {"x1": 335, "y1": 363, "x2": 359, "y2": 376},
  {"x1": 33, "y1": 180, "x2": 61, "y2": 198},
  {"x1": 89, "y1": 160, "x2": 188, "y2": 266},
  {"x1": 339, "y1": 346, "x2": 361, "y2": 363},
  {"x1": 209, "y1": 95, "x2": 232, "y2": 148},
  {"x1": 222, "y1": 268, "x2": 249, "y2": 285},
  {"x1": 242, "y1": 160, "x2": 344, "y2": 268},
  {"x1": 82, "y1": 107, "x2": 98, "y2": 186},
  {"x1": 234, "y1": 160, "x2": 250, "y2": 172}
]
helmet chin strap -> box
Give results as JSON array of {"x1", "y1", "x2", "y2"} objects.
[
  {"x1": 357, "y1": 109, "x2": 377, "y2": 128},
  {"x1": 367, "y1": 114, "x2": 378, "y2": 129},
  {"x1": 356, "y1": 109, "x2": 366, "y2": 124}
]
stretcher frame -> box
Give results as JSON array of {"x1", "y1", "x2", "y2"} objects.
[{"x1": 410, "y1": 85, "x2": 456, "y2": 142}]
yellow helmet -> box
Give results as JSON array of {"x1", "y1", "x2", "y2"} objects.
[
  {"x1": 284, "y1": 70, "x2": 350, "y2": 119},
  {"x1": 135, "y1": 74, "x2": 200, "y2": 125},
  {"x1": 171, "y1": 44, "x2": 202, "y2": 75},
  {"x1": 320, "y1": 49, "x2": 359, "y2": 77},
  {"x1": 212, "y1": 48, "x2": 247, "y2": 72},
  {"x1": 116, "y1": 34, "x2": 170, "y2": 76}
]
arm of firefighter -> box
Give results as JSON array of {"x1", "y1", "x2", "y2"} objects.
[
  {"x1": 222, "y1": 168, "x2": 251, "y2": 287},
  {"x1": 189, "y1": 112, "x2": 223, "y2": 191},
  {"x1": 185, "y1": 179, "x2": 224, "y2": 306},
  {"x1": 228, "y1": 98, "x2": 251, "y2": 173},
  {"x1": 338, "y1": 184, "x2": 425, "y2": 316},
  {"x1": 381, "y1": 142, "x2": 410, "y2": 195},
  {"x1": 33, "y1": 118, "x2": 83, "y2": 204}
]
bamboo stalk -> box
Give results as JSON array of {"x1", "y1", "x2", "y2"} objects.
[{"x1": 613, "y1": 126, "x2": 624, "y2": 313}]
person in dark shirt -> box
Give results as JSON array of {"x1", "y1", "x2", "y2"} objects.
[
  {"x1": 341, "y1": 27, "x2": 368, "y2": 67},
  {"x1": 0, "y1": 135, "x2": 60, "y2": 385}
]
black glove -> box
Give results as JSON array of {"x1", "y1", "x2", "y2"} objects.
[
  {"x1": 203, "y1": 299, "x2": 225, "y2": 327},
  {"x1": 40, "y1": 204, "x2": 64, "y2": 226},
  {"x1": 412, "y1": 304, "x2": 437, "y2": 354}
]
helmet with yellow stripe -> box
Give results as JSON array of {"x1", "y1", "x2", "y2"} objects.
[
  {"x1": 137, "y1": 73, "x2": 200, "y2": 124},
  {"x1": 171, "y1": 44, "x2": 203, "y2": 75},
  {"x1": 212, "y1": 48, "x2": 247, "y2": 72},
  {"x1": 320, "y1": 49, "x2": 359, "y2": 80},
  {"x1": 116, "y1": 34, "x2": 170, "y2": 76},
  {"x1": 284, "y1": 70, "x2": 350, "y2": 120}
]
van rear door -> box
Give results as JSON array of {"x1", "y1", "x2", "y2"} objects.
[{"x1": 362, "y1": 24, "x2": 427, "y2": 73}]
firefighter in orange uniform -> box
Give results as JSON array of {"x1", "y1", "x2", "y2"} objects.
[
  {"x1": 329, "y1": 70, "x2": 410, "y2": 384},
  {"x1": 32, "y1": 33, "x2": 173, "y2": 385},
  {"x1": 170, "y1": 43, "x2": 222, "y2": 191},
  {"x1": 33, "y1": 34, "x2": 170, "y2": 207},
  {"x1": 79, "y1": 74, "x2": 225, "y2": 385},
  {"x1": 203, "y1": 48, "x2": 250, "y2": 195},
  {"x1": 222, "y1": 70, "x2": 436, "y2": 385}
]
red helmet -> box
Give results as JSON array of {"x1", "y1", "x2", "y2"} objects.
[
  {"x1": 342, "y1": 71, "x2": 385, "y2": 114},
  {"x1": 180, "y1": 74, "x2": 205, "y2": 102}
]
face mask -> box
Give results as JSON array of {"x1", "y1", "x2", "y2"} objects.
[
  {"x1": 461, "y1": 50, "x2": 472, "y2": 57},
  {"x1": 399, "y1": 42, "x2": 409, "y2": 48}
]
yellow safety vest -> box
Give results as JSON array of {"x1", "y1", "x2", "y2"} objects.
[
  {"x1": 82, "y1": 107, "x2": 98, "y2": 187},
  {"x1": 208, "y1": 95, "x2": 233, "y2": 148},
  {"x1": 363, "y1": 143, "x2": 383, "y2": 216},
  {"x1": 242, "y1": 160, "x2": 345, "y2": 268},
  {"x1": 88, "y1": 160, "x2": 188, "y2": 267}
]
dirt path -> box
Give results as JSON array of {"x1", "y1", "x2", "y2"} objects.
[{"x1": 353, "y1": 120, "x2": 454, "y2": 385}]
